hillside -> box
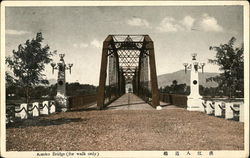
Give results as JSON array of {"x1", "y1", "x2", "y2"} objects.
[{"x1": 157, "y1": 70, "x2": 219, "y2": 88}]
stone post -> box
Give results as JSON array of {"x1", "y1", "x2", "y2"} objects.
[
  {"x1": 240, "y1": 102, "x2": 244, "y2": 122},
  {"x1": 206, "y1": 101, "x2": 214, "y2": 115},
  {"x1": 20, "y1": 103, "x2": 28, "y2": 119},
  {"x1": 32, "y1": 102, "x2": 39, "y2": 117},
  {"x1": 225, "y1": 102, "x2": 234, "y2": 119},
  {"x1": 50, "y1": 101, "x2": 56, "y2": 113},
  {"x1": 214, "y1": 101, "x2": 223, "y2": 117},
  {"x1": 41, "y1": 101, "x2": 49, "y2": 115}
]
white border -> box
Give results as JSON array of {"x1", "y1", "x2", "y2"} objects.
[{"x1": 1, "y1": 1, "x2": 249, "y2": 158}]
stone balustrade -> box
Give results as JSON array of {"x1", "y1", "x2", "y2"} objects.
[
  {"x1": 6, "y1": 100, "x2": 56, "y2": 124},
  {"x1": 201, "y1": 99, "x2": 244, "y2": 122}
]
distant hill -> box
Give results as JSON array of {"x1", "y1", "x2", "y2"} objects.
[
  {"x1": 157, "y1": 70, "x2": 219, "y2": 88},
  {"x1": 47, "y1": 70, "x2": 219, "y2": 88}
]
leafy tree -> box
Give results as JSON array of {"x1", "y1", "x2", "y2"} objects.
[
  {"x1": 170, "y1": 80, "x2": 178, "y2": 93},
  {"x1": 6, "y1": 72, "x2": 16, "y2": 88},
  {"x1": 172, "y1": 80, "x2": 178, "y2": 86},
  {"x1": 208, "y1": 37, "x2": 244, "y2": 98},
  {"x1": 162, "y1": 81, "x2": 188, "y2": 95},
  {"x1": 6, "y1": 72, "x2": 17, "y2": 99},
  {"x1": 6, "y1": 32, "x2": 56, "y2": 103}
]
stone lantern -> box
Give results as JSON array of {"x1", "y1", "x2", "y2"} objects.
[
  {"x1": 183, "y1": 53, "x2": 205, "y2": 112},
  {"x1": 51, "y1": 54, "x2": 73, "y2": 112}
]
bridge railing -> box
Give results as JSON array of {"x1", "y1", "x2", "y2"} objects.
[
  {"x1": 138, "y1": 86, "x2": 152, "y2": 104},
  {"x1": 103, "y1": 85, "x2": 122, "y2": 107},
  {"x1": 68, "y1": 94, "x2": 96, "y2": 110},
  {"x1": 159, "y1": 93, "x2": 187, "y2": 108}
]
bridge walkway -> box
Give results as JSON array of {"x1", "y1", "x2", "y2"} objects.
[
  {"x1": 107, "y1": 93, "x2": 152, "y2": 110},
  {"x1": 106, "y1": 93, "x2": 180, "y2": 110}
]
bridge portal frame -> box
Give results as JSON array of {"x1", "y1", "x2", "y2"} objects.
[{"x1": 97, "y1": 35, "x2": 159, "y2": 109}]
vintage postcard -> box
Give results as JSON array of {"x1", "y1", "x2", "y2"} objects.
[{"x1": 1, "y1": 1, "x2": 249, "y2": 158}]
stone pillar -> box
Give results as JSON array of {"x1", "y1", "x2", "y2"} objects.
[
  {"x1": 186, "y1": 55, "x2": 204, "y2": 112},
  {"x1": 50, "y1": 101, "x2": 56, "y2": 113},
  {"x1": 32, "y1": 102, "x2": 39, "y2": 117},
  {"x1": 55, "y1": 54, "x2": 68, "y2": 112},
  {"x1": 41, "y1": 101, "x2": 49, "y2": 115},
  {"x1": 225, "y1": 102, "x2": 234, "y2": 119},
  {"x1": 240, "y1": 103, "x2": 244, "y2": 122},
  {"x1": 20, "y1": 103, "x2": 28, "y2": 119}
]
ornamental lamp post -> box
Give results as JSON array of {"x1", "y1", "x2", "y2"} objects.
[
  {"x1": 183, "y1": 53, "x2": 205, "y2": 112},
  {"x1": 51, "y1": 54, "x2": 73, "y2": 112}
]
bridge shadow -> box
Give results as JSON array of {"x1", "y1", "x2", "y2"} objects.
[
  {"x1": 7, "y1": 117, "x2": 87, "y2": 128},
  {"x1": 104, "y1": 102, "x2": 146, "y2": 110},
  {"x1": 70, "y1": 107, "x2": 98, "y2": 112}
]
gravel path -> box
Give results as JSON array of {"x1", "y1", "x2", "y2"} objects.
[{"x1": 6, "y1": 108, "x2": 244, "y2": 151}]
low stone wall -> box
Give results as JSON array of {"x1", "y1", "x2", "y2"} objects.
[
  {"x1": 159, "y1": 93, "x2": 187, "y2": 108},
  {"x1": 68, "y1": 94, "x2": 96, "y2": 109},
  {"x1": 6, "y1": 100, "x2": 56, "y2": 124}
]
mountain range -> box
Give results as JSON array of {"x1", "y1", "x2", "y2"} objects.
[
  {"x1": 157, "y1": 70, "x2": 219, "y2": 88},
  {"x1": 48, "y1": 70, "x2": 220, "y2": 88}
]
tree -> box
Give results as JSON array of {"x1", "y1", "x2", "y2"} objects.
[
  {"x1": 162, "y1": 81, "x2": 188, "y2": 95},
  {"x1": 171, "y1": 80, "x2": 178, "y2": 93},
  {"x1": 6, "y1": 72, "x2": 17, "y2": 98},
  {"x1": 208, "y1": 37, "x2": 243, "y2": 98},
  {"x1": 6, "y1": 72, "x2": 16, "y2": 88},
  {"x1": 6, "y1": 32, "x2": 56, "y2": 103}
]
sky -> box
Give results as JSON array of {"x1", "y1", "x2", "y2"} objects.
[{"x1": 5, "y1": 6, "x2": 243, "y2": 86}]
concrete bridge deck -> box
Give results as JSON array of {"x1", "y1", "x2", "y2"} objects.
[
  {"x1": 106, "y1": 93, "x2": 179, "y2": 110},
  {"x1": 107, "y1": 93, "x2": 153, "y2": 110}
]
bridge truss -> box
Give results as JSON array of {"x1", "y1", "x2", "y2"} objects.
[{"x1": 97, "y1": 35, "x2": 159, "y2": 109}]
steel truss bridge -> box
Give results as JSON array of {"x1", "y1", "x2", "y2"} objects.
[{"x1": 97, "y1": 34, "x2": 159, "y2": 109}]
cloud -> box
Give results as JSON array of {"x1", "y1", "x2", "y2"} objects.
[
  {"x1": 91, "y1": 39, "x2": 102, "y2": 48},
  {"x1": 73, "y1": 40, "x2": 101, "y2": 49},
  {"x1": 73, "y1": 43, "x2": 89, "y2": 48},
  {"x1": 180, "y1": 16, "x2": 195, "y2": 30},
  {"x1": 127, "y1": 17, "x2": 150, "y2": 28},
  {"x1": 157, "y1": 14, "x2": 223, "y2": 33},
  {"x1": 79, "y1": 43, "x2": 88, "y2": 48},
  {"x1": 197, "y1": 14, "x2": 223, "y2": 32},
  {"x1": 156, "y1": 17, "x2": 183, "y2": 32},
  {"x1": 6, "y1": 29, "x2": 30, "y2": 35}
]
